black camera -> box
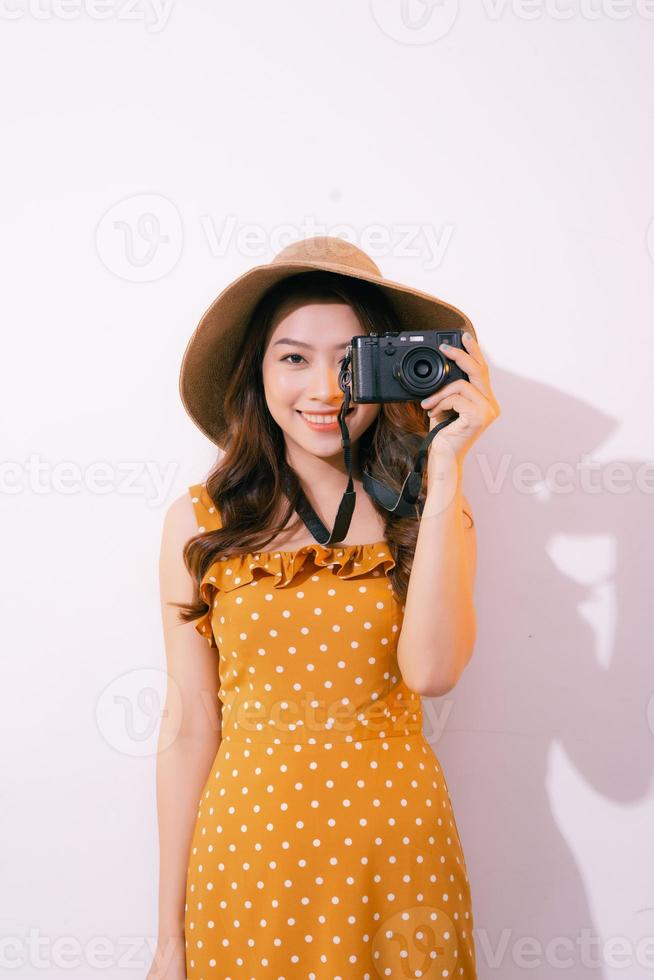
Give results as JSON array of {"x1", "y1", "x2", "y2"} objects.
[{"x1": 346, "y1": 329, "x2": 468, "y2": 403}]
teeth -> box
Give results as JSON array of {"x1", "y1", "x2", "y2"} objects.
[{"x1": 301, "y1": 413, "x2": 338, "y2": 424}]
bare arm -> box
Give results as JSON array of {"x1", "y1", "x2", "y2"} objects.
[
  {"x1": 152, "y1": 491, "x2": 222, "y2": 967},
  {"x1": 397, "y1": 330, "x2": 499, "y2": 698},
  {"x1": 397, "y1": 458, "x2": 477, "y2": 697}
]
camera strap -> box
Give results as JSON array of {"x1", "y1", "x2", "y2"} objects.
[{"x1": 286, "y1": 351, "x2": 458, "y2": 545}]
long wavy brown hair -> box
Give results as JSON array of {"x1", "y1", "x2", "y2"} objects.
[{"x1": 174, "y1": 270, "x2": 432, "y2": 628}]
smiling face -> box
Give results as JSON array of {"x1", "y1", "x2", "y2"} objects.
[{"x1": 261, "y1": 298, "x2": 381, "y2": 462}]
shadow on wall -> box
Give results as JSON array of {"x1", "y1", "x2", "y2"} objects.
[{"x1": 422, "y1": 358, "x2": 653, "y2": 979}]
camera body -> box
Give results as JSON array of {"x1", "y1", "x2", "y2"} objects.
[{"x1": 348, "y1": 329, "x2": 468, "y2": 403}]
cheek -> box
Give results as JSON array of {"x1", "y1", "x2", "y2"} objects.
[
  {"x1": 356, "y1": 403, "x2": 382, "y2": 428},
  {"x1": 262, "y1": 364, "x2": 301, "y2": 410}
]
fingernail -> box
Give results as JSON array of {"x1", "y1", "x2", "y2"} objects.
[
  {"x1": 463, "y1": 331, "x2": 471, "y2": 340},
  {"x1": 439, "y1": 342, "x2": 450, "y2": 351}
]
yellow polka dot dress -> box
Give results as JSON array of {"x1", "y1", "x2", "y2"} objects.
[{"x1": 185, "y1": 483, "x2": 477, "y2": 979}]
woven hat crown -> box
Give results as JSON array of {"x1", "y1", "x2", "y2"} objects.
[{"x1": 272, "y1": 236, "x2": 382, "y2": 277}]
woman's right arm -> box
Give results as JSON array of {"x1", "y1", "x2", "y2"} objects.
[{"x1": 147, "y1": 492, "x2": 223, "y2": 980}]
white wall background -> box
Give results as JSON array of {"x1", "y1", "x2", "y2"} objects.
[{"x1": 1, "y1": 2, "x2": 653, "y2": 977}]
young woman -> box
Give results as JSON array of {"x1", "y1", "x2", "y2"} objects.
[{"x1": 149, "y1": 237, "x2": 500, "y2": 980}]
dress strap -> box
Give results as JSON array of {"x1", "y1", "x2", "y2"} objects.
[{"x1": 188, "y1": 483, "x2": 223, "y2": 533}]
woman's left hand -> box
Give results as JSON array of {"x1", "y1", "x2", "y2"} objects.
[{"x1": 420, "y1": 330, "x2": 501, "y2": 467}]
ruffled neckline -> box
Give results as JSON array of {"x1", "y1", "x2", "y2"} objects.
[
  {"x1": 246, "y1": 539, "x2": 388, "y2": 558},
  {"x1": 199, "y1": 538, "x2": 395, "y2": 598}
]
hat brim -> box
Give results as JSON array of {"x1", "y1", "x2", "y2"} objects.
[{"x1": 179, "y1": 258, "x2": 477, "y2": 447}]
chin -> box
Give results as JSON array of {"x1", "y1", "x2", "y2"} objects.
[
  {"x1": 280, "y1": 414, "x2": 348, "y2": 456},
  {"x1": 294, "y1": 430, "x2": 345, "y2": 457}
]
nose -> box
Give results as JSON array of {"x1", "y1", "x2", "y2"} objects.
[{"x1": 307, "y1": 360, "x2": 343, "y2": 408}]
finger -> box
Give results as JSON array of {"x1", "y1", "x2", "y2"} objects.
[
  {"x1": 437, "y1": 345, "x2": 494, "y2": 400},
  {"x1": 460, "y1": 329, "x2": 489, "y2": 368},
  {"x1": 421, "y1": 379, "x2": 489, "y2": 411},
  {"x1": 427, "y1": 392, "x2": 477, "y2": 420},
  {"x1": 441, "y1": 331, "x2": 488, "y2": 374}
]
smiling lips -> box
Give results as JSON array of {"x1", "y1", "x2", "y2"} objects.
[{"x1": 297, "y1": 408, "x2": 354, "y2": 432}]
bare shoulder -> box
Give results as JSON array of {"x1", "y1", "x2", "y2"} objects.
[
  {"x1": 159, "y1": 490, "x2": 199, "y2": 601},
  {"x1": 162, "y1": 489, "x2": 198, "y2": 544}
]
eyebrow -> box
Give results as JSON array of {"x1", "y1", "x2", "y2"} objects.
[{"x1": 272, "y1": 338, "x2": 349, "y2": 350}]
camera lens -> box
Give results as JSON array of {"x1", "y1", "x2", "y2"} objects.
[
  {"x1": 397, "y1": 346, "x2": 446, "y2": 395},
  {"x1": 413, "y1": 359, "x2": 433, "y2": 379}
]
